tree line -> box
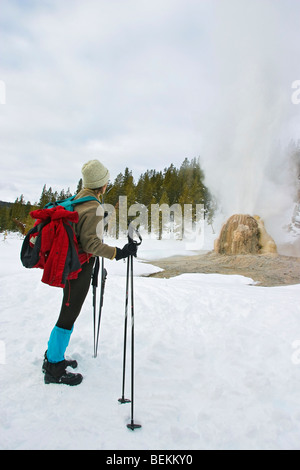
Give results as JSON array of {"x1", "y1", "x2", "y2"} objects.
[{"x1": 0, "y1": 157, "x2": 215, "y2": 235}]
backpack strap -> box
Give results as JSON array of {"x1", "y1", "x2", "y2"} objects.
[
  {"x1": 71, "y1": 196, "x2": 100, "y2": 207},
  {"x1": 44, "y1": 195, "x2": 100, "y2": 210}
]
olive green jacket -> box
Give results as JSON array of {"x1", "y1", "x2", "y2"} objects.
[{"x1": 74, "y1": 188, "x2": 116, "y2": 260}]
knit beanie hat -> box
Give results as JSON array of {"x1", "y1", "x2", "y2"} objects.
[{"x1": 81, "y1": 159, "x2": 110, "y2": 189}]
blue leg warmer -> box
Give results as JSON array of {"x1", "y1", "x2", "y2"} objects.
[{"x1": 47, "y1": 325, "x2": 74, "y2": 364}]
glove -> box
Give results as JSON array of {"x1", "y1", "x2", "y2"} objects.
[{"x1": 115, "y1": 241, "x2": 138, "y2": 261}]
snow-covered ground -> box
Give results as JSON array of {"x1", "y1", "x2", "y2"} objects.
[{"x1": 1, "y1": 233, "x2": 300, "y2": 450}]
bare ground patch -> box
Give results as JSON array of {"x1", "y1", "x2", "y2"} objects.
[{"x1": 145, "y1": 251, "x2": 300, "y2": 287}]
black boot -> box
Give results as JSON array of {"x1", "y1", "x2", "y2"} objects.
[
  {"x1": 43, "y1": 356, "x2": 83, "y2": 386},
  {"x1": 42, "y1": 351, "x2": 78, "y2": 373}
]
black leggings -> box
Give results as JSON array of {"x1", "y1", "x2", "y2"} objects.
[{"x1": 56, "y1": 258, "x2": 95, "y2": 330}]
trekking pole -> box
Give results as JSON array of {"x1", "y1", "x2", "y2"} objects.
[
  {"x1": 93, "y1": 191, "x2": 110, "y2": 358},
  {"x1": 118, "y1": 255, "x2": 131, "y2": 404},
  {"x1": 94, "y1": 257, "x2": 107, "y2": 358},
  {"x1": 127, "y1": 252, "x2": 142, "y2": 430},
  {"x1": 118, "y1": 225, "x2": 142, "y2": 430},
  {"x1": 92, "y1": 256, "x2": 100, "y2": 358}
]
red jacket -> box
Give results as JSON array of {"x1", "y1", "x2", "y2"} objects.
[{"x1": 30, "y1": 206, "x2": 83, "y2": 288}]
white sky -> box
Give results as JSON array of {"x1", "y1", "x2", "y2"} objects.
[{"x1": 0, "y1": 0, "x2": 300, "y2": 204}]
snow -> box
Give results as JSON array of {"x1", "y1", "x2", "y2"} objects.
[{"x1": 1, "y1": 233, "x2": 300, "y2": 450}]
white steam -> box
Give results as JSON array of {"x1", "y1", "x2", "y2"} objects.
[{"x1": 199, "y1": 0, "x2": 300, "y2": 255}]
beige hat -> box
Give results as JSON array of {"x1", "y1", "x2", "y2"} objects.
[{"x1": 81, "y1": 159, "x2": 110, "y2": 189}]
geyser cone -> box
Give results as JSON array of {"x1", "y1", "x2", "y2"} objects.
[{"x1": 214, "y1": 214, "x2": 277, "y2": 255}]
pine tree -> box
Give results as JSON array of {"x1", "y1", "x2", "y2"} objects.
[
  {"x1": 0, "y1": 206, "x2": 9, "y2": 232},
  {"x1": 122, "y1": 167, "x2": 136, "y2": 207},
  {"x1": 65, "y1": 187, "x2": 72, "y2": 198},
  {"x1": 38, "y1": 184, "x2": 48, "y2": 207},
  {"x1": 59, "y1": 188, "x2": 66, "y2": 200},
  {"x1": 163, "y1": 164, "x2": 179, "y2": 205},
  {"x1": 136, "y1": 171, "x2": 153, "y2": 208},
  {"x1": 76, "y1": 178, "x2": 83, "y2": 194}
]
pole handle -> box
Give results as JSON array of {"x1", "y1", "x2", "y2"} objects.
[{"x1": 128, "y1": 224, "x2": 142, "y2": 246}]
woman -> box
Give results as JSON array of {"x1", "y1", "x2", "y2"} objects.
[{"x1": 42, "y1": 159, "x2": 137, "y2": 386}]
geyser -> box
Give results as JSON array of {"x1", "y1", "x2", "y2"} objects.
[
  {"x1": 214, "y1": 214, "x2": 277, "y2": 255},
  {"x1": 198, "y1": 0, "x2": 300, "y2": 256}
]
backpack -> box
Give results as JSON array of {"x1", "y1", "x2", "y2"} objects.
[
  {"x1": 43, "y1": 195, "x2": 99, "y2": 212},
  {"x1": 20, "y1": 195, "x2": 100, "y2": 288}
]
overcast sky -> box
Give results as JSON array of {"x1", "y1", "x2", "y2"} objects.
[{"x1": 1, "y1": 0, "x2": 300, "y2": 204}]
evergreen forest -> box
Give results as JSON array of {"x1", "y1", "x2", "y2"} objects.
[{"x1": 0, "y1": 158, "x2": 215, "y2": 236}]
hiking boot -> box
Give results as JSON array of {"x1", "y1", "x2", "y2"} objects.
[
  {"x1": 42, "y1": 350, "x2": 78, "y2": 373},
  {"x1": 43, "y1": 357, "x2": 83, "y2": 386}
]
